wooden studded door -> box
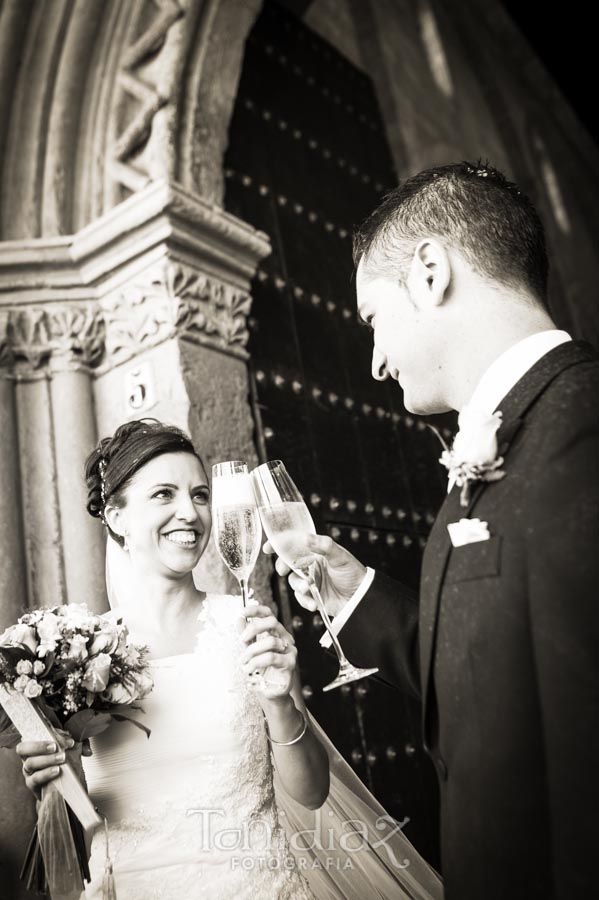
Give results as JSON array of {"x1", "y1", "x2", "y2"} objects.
[{"x1": 224, "y1": 0, "x2": 454, "y2": 868}]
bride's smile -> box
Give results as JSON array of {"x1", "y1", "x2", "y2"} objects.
[{"x1": 162, "y1": 528, "x2": 200, "y2": 547}]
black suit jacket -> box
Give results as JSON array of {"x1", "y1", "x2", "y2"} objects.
[{"x1": 339, "y1": 341, "x2": 599, "y2": 900}]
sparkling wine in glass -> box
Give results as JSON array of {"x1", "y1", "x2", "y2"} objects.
[
  {"x1": 251, "y1": 460, "x2": 379, "y2": 692},
  {"x1": 212, "y1": 460, "x2": 286, "y2": 691},
  {"x1": 211, "y1": 461, "x2": 262, "y2": 609}
]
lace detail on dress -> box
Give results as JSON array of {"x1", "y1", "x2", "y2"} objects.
[{"x1": 81, "y1": 594, "x2": 315, "y2": 899}]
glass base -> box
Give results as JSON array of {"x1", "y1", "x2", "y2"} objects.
[{"x1": 323, "y1": 664, "x2": 379, "y2": 692}]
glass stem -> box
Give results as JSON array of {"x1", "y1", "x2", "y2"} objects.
[
  {"x1": 305, "y1": 571, "x2": 351, "y2": 667},
  {"x1": 239, "y1": 577, "x2": 249, "y2": 608},
  {"x1": 238, "y1": 577, "x2": 252, "y2": 624}
]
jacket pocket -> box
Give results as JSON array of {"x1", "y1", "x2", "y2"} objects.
[{"x1": 445, "y1": 535, "x2": 502, "y2": 584}]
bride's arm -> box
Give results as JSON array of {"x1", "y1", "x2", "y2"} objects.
[
  {"x1": 262, "y1": 675, "x2": 329, "y2": 810},
  {"x1": 240, "y1": 606, "x2": 329, "y2": 810}
]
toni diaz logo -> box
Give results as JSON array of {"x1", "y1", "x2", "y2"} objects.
[{"x1": 185, "y1": 807, "x2": 412, "y2": 870}]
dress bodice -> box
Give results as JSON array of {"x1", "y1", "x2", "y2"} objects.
[{"x1": 81, "y1": 595, "x2": 314, "y2": 900}]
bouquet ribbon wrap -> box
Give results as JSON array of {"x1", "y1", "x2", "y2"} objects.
[
  {"x1": 0, "y1": 685, "x2": 110, "y2": 898},
  {"x1": 21, "y1": 784, "x2": 91, "y2": 900}
]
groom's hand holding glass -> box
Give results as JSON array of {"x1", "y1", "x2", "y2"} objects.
[
  {"x1": 252, "y1": 461, "x2": 377, "y2": 689},
  {"x1": 264, "y1": 534, "x2": 368, "y2": 618}
]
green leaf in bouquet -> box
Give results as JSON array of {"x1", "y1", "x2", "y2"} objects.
[
  {"x1": 40, "y1": 651, "x2": 56, "y2": 677},
  {"x1": 111, "y1": 713, "x2": 151, "y2": 739},
  {"x1": 65, "y1": 709, "x2": 113, "y2": 741},
  {"x1": 106, "y1": 702, "x2": 146, "y2": 714},
  {"x1": 0, "y1": 644, "x2": 36, "y2": 667},
  {"x1": 49, "y1": 658, "x2": 80, "y2": 683}
]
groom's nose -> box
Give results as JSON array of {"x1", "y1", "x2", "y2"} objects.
[{"x1": 371, "y1": 347, "x2": 389, "y2": 381}]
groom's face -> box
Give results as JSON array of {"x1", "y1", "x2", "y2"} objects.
[{"x1": 356, "y1": 259, "x2": 447, "y2": 414}]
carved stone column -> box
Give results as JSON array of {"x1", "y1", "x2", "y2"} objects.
[
  {"x1": 15, "y1": 377, "x2": 66, "y2": 608},
  {"x1": 51, "y1": 370, "x2": 106, "y2": 610},
  {"x1": 0, "y1": 323, "x2": 28, "y2": 629}
]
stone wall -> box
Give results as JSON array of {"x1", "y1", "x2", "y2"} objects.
[{"x1": 305, "y1": 0, "x2": 599, "y2": 345}]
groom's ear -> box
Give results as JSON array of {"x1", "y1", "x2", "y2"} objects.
[{"x1": 407, "y1": 239, "x2": 451, "y2": 310}]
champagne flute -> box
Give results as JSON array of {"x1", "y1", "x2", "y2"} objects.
[
  {"x1": 251, "y1": 460, "x2": 379, "y2": 692},
  {"x1": 212, "y1": 461, "x2": 286, "y2": 690},
  {"x1": 211, "y1": 461, "x2": 261, "y2": 609}
]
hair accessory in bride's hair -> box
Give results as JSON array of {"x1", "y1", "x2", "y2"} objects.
[{"x1": 98, "y1": 457, "x2": 107, "y2": 522}]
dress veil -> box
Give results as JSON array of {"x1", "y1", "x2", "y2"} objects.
[{"x1": 273, "y1": 713, "x2": 442, "y2": 900}]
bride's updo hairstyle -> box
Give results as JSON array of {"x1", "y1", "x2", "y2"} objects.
[{"x1": 85, "y1": 418, "x2": 204, "y2": 546}]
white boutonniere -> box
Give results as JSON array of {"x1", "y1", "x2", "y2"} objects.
[{"x1": 431, "y1": 405, "x2": 506, "y2": 507}]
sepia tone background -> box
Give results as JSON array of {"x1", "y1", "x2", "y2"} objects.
[{"x1": 0, "y1": 1, "x2": 597, "y2": 894}]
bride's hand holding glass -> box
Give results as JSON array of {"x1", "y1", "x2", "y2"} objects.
[{"x1": 239, "y1": 605, "x2": 297, "y2": 701}]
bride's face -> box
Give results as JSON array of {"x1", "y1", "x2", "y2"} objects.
[{"x1": 111, "y1": 451, "x2": 212, "y2": 577}]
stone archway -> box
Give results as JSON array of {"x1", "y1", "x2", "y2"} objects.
[{"x1": 0, "y1": 0, "x2": 265, "y2": 236}]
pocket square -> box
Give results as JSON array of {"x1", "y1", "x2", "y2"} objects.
[{"x1": 447, "y1": 517, "x2": 490, "y2": 547}]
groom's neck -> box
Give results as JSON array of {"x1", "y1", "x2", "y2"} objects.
[{"x1": 443, "y1": 287, "x2": 556, "y2": 411}]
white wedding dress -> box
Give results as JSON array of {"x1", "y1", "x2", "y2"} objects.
[
  {"x1": 81, "y1": 594, "x2": 315, "y2": 899},
  {"x1": 80, "y1": 592, "x2": 443, "y2": 900}
]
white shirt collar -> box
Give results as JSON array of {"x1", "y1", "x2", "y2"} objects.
[{"x1": 466, "y1": 330, "x2": 572, "y2": 415}]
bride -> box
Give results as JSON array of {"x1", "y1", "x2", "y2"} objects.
[{"x1": 15, "y1": 419, "x2": 443, "y2": 899}]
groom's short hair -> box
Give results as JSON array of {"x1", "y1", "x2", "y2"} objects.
[{"x1": 353, "y1": 161, "x2": 549, "y2": 305}]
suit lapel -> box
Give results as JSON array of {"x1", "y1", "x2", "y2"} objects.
[
  {"x1": 419, "y1": 340, "x2": 596, "y2": 744},
  {"x1": 419, "y1": 489, "x2": 461, "y2": 730}
]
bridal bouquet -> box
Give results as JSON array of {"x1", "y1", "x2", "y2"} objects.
[
  {"x1": 0, "y1": 603, "x2": 153, "y2": 742},
  {"x1": 0, "y1": 603, "x2": 154, "y2": 899}
]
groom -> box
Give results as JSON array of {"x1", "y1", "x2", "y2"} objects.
[{"x1": 268, "y1": 163, "x2": 598, "y2": 900}]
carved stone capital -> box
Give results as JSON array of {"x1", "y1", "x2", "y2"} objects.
[
  {"x1": 1, "y1": 258, "x2": 253, "y2": 377},
  {"x1": 100, "y1": 261, "x2": 253, "y2": 371},
  {"x1": 1, "y1": 304, "x2": 104, "y2": 378},
  {"x1": 100, "y1": 272, "x2": 174, "y2": 370},
  {"x1": 167, "y1": 263, "x2": 252, "y2": 357},
  {"x1": 0, "y1": 180, "x2": 270, "y2": 377},
  {"x1": 0, "y1": 311, "x2": 12, "y2": 370}
]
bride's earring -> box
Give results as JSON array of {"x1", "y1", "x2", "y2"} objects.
[{"x1": 123, "y1": 535, "x2": 129, "y2": 552}]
